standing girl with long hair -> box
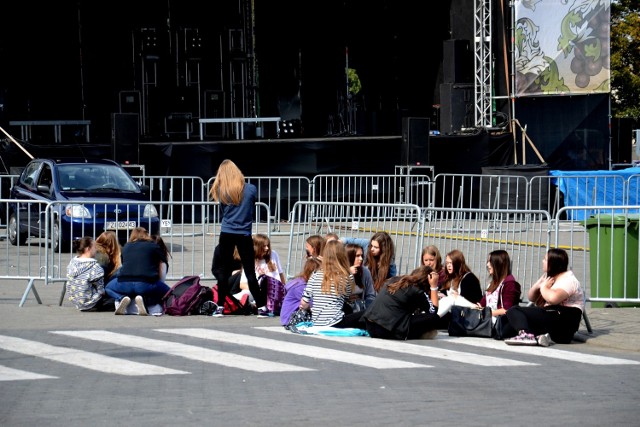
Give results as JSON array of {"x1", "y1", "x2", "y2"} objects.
[{"x1": 209, "y1": 159, "x2": 266, "y2": 317}]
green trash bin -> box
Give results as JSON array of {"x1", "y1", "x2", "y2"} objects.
[{"x1": 585, "y1": 214, "x2": 639, "y2": 307}]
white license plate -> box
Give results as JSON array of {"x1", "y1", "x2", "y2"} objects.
[{"x1": 105, "y1": 221, "x2": 137, "y2": 230}]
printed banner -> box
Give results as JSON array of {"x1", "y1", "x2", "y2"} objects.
[{"x1": 515, "y1": 0, "x2": 610, "y2": 96}]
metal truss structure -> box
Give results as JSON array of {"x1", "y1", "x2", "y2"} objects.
[{"x1": 473, "y1": 0, "x2": 493, "y2": 129}]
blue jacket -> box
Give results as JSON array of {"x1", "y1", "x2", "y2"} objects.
[{"x1": 220, "y1": 183, "x2": 257, "y2": 235}]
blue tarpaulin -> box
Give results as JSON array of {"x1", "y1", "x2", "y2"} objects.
[{"x1": 550, "y1": 168, "x2": 640, "y2": 220}]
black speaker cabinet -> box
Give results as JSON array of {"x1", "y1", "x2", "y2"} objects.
[
  {"x1": 443, "y1": 39, "x2": 472, "y2": 84},
  {"x1": 440, "y1": 83, "x2": 474, "y2": 134},
  {"x1": 112, "y1": 113, "x2": 139, "y2": 165},
  {"x1": 401, "y1": 117, "x2": 430, "y2": 166}
]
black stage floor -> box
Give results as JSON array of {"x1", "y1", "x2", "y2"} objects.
[{"x1": 1, "y1": 131, "x2": 514, "y2": 179}]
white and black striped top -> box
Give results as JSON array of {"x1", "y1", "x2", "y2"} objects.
[{"x1": 301, "y1": 269, "x2": 353, "y2": 327}]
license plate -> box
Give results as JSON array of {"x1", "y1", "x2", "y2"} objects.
[{"x1": 105, "y1": 221, "x2": 137, "y2": 230}]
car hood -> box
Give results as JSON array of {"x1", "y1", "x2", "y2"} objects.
[{"x1": 57, "y1": 191, "x2": 148, "y2": 202}]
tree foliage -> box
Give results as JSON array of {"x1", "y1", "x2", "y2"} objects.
[{"x1": 611, "y1": 0, "x2": 640, "y2": 118}]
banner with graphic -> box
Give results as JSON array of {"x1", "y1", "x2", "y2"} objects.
[{"x1": 515, "y1": 0, "x2": 610, "y2": 96}]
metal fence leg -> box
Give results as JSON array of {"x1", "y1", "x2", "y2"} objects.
[
  {"x1": 19, "y1": 278, "x2": 42, "y2": 307},
  {"x1": 582, "y1": 310, "x2": 593, "y2": 334}
]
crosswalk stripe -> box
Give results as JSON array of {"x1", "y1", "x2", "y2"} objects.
[
  {"x1": 0, "y1": 365, "x2": 58, "y2": 381},
  {"x1": 257, "y1": 327, "x2": 535, "y2": 366},
  {"x1": 0, "y1": 334, "x2": 187, "y2": 376},
  {"x1": 438, "y1": 336, "x2": 640, "y2": 365},
  {"x1": 158, "y1": 328, "x2": 431, "y2": 369},
  {"x1": 52, "y1": 330, "x2": 312, "y2": 373}
]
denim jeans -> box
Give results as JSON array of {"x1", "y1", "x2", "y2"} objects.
[{"x1": 105, "y1": 278, "x2": 170, "y2": 306}]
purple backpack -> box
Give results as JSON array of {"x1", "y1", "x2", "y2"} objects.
[
  {"x1": 260, "y1": 275, "x2": 285, "y2": 315},
  {"x1": 162, "y1": 276, "x2": 213, "y2": 316}
]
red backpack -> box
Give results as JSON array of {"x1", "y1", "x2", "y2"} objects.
[{"x1": 212, "y1": 284, "x2": 254, "y2": 315}]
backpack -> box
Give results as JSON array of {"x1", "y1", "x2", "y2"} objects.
[
  {"x1": 260, "y1": 275, "x2": 285, "y2": 315},
  {"x1": 162, "y1": 276, "x2": 213, "y2": 316},
  {"x1": 212, "y1": 284, "x2": 254, "y2": 315}
]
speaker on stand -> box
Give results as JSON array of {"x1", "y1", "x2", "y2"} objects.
[
  {"x1": 401, "y1": 117, "x2": 430, "y2": 165},
  {"x1": 112, "y1": 113, "x2": 139, "y2": 165}
]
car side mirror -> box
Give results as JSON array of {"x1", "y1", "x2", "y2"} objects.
[
  {"x1": 139, "y1": 184, "x2": 151, "y2": 193},
  {"x1": 37, "y1": 184, "x2": 50, "y2": 193}
]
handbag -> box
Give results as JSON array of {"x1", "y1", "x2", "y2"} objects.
[
  {"x1": 285, "y1": 308, "x2": 312, "y2": 330},
  {"x1": 348, "y1": 298, "x2": 367, "y2": 313},
  {"x1": 448, "y1": 306, "x2": 492, "y2": 338}
]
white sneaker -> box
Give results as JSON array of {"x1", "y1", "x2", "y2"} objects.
[
  {"x1": 536, "y1": 333, "x2": 555, "y2": 347},
  {"x1": 135, "y1": 296, "x2": 148, "y2": 316},
  {"x1": 115, "y1": 296, "x2": 131, "y2": 315}
]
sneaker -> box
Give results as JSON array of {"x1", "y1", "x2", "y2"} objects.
[
  {"x1": 212, "y1": 306, "x2": 225, "y2": 317},
  {"x1": 536, "y1": 333, "x2": 555, "y2": 347},
  {"x1": 199, "y1": 301, "x2": 217, "y2": 316},
  {"x1": 257, "y1": 307, "x2": 273, "y2": 318},
  {"x1": 135, "y1": 296, "x2": 148, "y2": 316},
  {"x1": 504, "y1": 330, "x2": 537, "y2": 346},
  {"x1": 114, "y1": 296, "x2": 131, "y2": 315}
]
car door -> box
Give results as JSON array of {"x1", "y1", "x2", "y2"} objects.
[{"x1": 12, "y1": 161, "x2": 54, "y2": 238}]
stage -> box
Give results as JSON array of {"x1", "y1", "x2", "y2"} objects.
[{"x1": 0, "y1": 130, "x2": 516, "y2": 179}]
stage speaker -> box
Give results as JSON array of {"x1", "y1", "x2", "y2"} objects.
[
  {"x1": 401, "y1": 117, "x2": 430, "y2": 166},
  {"x1": 112, "y1": 113, "x2": 139, "y2": 165},
  {"x1": 443, "y1": 39, "x2": 472, "y2": 84},
  {"x1": 204, "y1": 90, "x2": 225, "y2": 118},
  {"x1": 203, "y1": 90, "x2": 226, "y2": 137},
  {"x1": 440, "y1": 83, "x2": 474, "y2": 134}
]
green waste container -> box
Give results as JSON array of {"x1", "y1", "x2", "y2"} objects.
[{"x1": 585, "y1": 214, "x2": 639, "y2": 307}]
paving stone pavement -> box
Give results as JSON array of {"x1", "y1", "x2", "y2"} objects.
[{"x1": 574, "y1": 306, "x2": 640, "y2": 353}]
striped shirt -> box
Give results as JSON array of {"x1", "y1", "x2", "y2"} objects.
[{"x1": 301, "y1": 269, "x2": 352, "y2": 327}]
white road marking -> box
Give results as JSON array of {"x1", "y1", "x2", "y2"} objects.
[
  {"x1": 0, "y1": 365, "x2": 57, "y2": 381},
  {"x1": 158, "y1": 328, "x2": 431, "y2": 369},
  {"x1": 52, "y1": 330, "x2": 312, "y2": 373},
  {"x1": 0, "y1": 334, "x2": 187, "y2": 376},
  {"x1": 257, "y1": 327, "x2": 535, "y2": 366},
  {"x1": 437, "y1": 335, "x2": 640, "y2": 365}
]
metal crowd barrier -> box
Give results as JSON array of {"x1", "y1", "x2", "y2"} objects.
[
  {"x1": 285, "y1": 201, "x2": 426, "y2": 282},
  {"x1": 5, "y1": 169, "x2": 640, "y2": 310},
  {"x1": 5, "y1": 199, "x2": 270, "y2": 306}
]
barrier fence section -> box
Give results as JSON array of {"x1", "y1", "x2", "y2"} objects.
[
  {"x1": 422, "y1": 206, "x2": 552, "y2": 303},
  {"x1": 4, "y1": 199, "x2": 271, "y2": 307},
  {"x1": 285, "y1": 201, "x2": 426, "y2": 282},
  {"x1": 310, "y1": 174, "x2": 432, "y2": 221},
  {"x1": 627, "y1": 175, "x2": 640, "y2": 204},
  {"x1": 134, "y1": 175, "x2": 207, "y2": 235},
  {"x1": 433, "y1": 173, "x2": 530, "y2": 216},
  {"x1": 530, "y1": 174, "x2": 627, "y2": 220}
]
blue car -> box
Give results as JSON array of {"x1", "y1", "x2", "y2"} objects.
[{"x1": 8, "y1": 158, "x2": 160, "y2": 251}]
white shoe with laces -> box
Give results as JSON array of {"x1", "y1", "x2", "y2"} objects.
[{"x1": 536, "y1": 333, "x2": 555, "y2": 347}]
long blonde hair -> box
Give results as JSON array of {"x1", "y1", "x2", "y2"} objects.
[
  {"x1": 96, "y1": 231, "x2": 122, "y2": 272},
  {"x1": 210, "y1": 159, "x2": 245, "y2": 205},
  {"x1": 320, "y1": 240, "x2": 352, "y2": 296}
]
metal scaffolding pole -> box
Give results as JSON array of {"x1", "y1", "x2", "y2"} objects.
[{"x1": 473, "y1": 0, "x2": 493, "y2": 128}]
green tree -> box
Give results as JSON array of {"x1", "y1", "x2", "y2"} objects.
[{"x1": 611, "y1": 0, "x2": 640, "y2": 118}]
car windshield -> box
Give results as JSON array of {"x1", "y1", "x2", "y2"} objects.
[{"x1": 57, "y1": 164, "x2": 139, "y2": 192}]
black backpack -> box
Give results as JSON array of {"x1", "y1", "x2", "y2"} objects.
[{"x1": 162, "y1": 276, "x2": 213, "y2": 316}]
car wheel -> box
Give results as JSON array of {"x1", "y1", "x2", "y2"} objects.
[
  {"x1": 8, "y1": 212, "x2": 28, "y2": 246},
  {"x1": 49, "y1": 221, "x2": 70, "y2": 252}
]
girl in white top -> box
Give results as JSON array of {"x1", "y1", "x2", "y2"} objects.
[{"x1": 503, "y1": 248, "x2": 585, "y2": 346}]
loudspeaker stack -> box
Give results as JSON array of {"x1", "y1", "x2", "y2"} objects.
[
  {"x1": 440, "y1": 39, "x2": 474, "y2": 135},
  {"x1": 401, "y1": 117, "x2": 430, "y2": 166}
]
